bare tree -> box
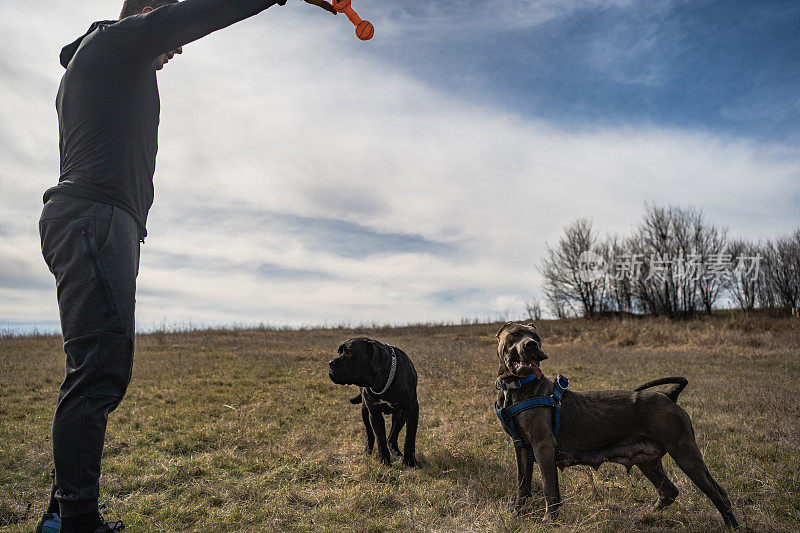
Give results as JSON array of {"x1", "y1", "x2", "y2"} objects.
[
  {"x1": 629, "y1": 205, "x2": 682, "y2": 317},
  {"x1": 524, "y1": 297, "x2": 543, "y2": 321},
  {"x1": 544, "y1": 287, "x2": 574, "y2": 319},
  {"x1": 692, "y1": 212, "x2": 728, "y2": 315},
  {"x1": 756, "y1": 241, "x2": 778, "y2": 310},
  {"x1": 628, "y1": 204, "x2": 727, "y2": 317},
  {"x1": 601, "y1": 235, "x2": 635, "y2": 314},
  {"x1": 540, "y1": 219, "x2": 605, "y2": 318},
  {"x1": 762, "y1": 230, "x2": 800, "y2": 312},
  {"x1": 727, "y1": 238, "x2": 761, "y2": 312},
  {"x1": 536, "y1": 207, "x2": 792, "y2": 319}
]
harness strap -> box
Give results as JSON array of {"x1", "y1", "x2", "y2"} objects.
[
  {"x1": 496, "y1": 371, "x2": 541, "y2": 391},
  {"x1": 552, "y1": 374, "x2": 568, "y2": 434},
  {"x1": 494, "y1": 374, "x2": 570, "y2": 460},
  {"x1": 495, "y1": 404, "x2": 536, "y2": 460},
  {"x1": 504, "y1": 396, "x2": 555, "y2": 416}
]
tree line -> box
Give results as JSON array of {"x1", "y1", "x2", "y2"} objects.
[{"x1": 536, "y1": 204, "x2": 800, "y2": 319}]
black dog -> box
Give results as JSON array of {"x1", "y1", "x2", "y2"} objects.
[{"x1": 328, "y1": 337, "x2": 419, "y2": 466}]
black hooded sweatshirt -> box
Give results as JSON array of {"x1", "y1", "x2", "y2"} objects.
[{"x1": 45, "y1": 0, "x2": 285, "y2": 240}]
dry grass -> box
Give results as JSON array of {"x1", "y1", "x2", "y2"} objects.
[{"x1": 1, "y1": 315, "x2": 799, "y2": 531}]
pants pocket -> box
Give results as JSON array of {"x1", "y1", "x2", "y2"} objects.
[{"x1": 80, "y1": 225, "x2": 120, "y2": 327}]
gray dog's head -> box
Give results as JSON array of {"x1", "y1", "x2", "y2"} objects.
[
  {"x1": 495, "y1": 322, "x2": 549, "y2": 379},
  {"x1": 329, "y1": 337, "x2": 393, "y2": 388}
]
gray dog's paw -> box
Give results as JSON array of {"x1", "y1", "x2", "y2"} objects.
[
  {"x1": 512, "y1": 497, "x2": 532, "y2": 515},
  {"x1": 653, "y1": 494, "x2": 677, "y2": 510}
]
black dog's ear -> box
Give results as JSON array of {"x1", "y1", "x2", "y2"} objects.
[
  {"x1": 337, "y1": 341, "x2": 347, "y2": 354},
  {"x1": 496, "y1": 321, "x2": 514, "y2": 338},
  {"x1": 370, "y1": 340, "x2": 390, "y2": 375},
  {"x1": 526, "y1": 322, "x2": 538, "y2": 332}
]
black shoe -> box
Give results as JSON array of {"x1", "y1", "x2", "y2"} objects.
[
  {"x1": 92, "y1": 519, "x2": 124, "y2": 532},
  {"x1": 95, "y1": 503, "x2": 124, "y2": 532},
  {"x1": 49, "y1": 505, "x2": 124, "y2": 533}
]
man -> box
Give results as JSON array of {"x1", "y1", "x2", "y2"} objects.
[{"x1": 37, "y1": 1, "x2": 335, "y2": 531}]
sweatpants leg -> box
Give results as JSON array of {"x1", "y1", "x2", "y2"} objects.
[{"x1": 39, "y1": 196, "x2": 140, "y2": 518}]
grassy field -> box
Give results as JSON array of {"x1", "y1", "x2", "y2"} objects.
[{"x1": 1, "y1": 315, "x2": 799, "y2": 532}]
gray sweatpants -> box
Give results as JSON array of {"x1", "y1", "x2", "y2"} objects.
[{"x1": 39, "y1": 195, "x2": 140, "y2": 517}]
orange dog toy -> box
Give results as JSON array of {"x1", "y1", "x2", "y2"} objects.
[{"x1": 331, "y1": 0, "x2": 374, "y2": 41}]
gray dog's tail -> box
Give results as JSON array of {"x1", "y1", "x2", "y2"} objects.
[
  {"x1": 634, "y1": 377, "x2": 688, "y2": 403},
  {"x1": 349, "y1": 394, "x2": 362, "y2": 404}
]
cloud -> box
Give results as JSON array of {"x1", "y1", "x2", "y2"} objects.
[
  {"x1": 0, "y1": 0, "x2": 798, "y2": 331},
  {"x1": 371, "y1": 0, "x2": 643, "y2": 36},
  {"x1": 162, "y1": 207, "x2": 456, "y2": 259}
]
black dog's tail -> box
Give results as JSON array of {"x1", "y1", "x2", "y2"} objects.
[
  {"x1": 634, "y1": 377, "x2": 688, "y2": 403},
  {"x1": 349, "y1": 393, "x2": 362, "y2": 404}
]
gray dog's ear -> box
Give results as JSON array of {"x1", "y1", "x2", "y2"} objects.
[{"x1": 496, "y1": 321, "x2": 514, "y2": 338}]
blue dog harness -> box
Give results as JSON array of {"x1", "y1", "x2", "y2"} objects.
[{"x1": 494, "y1": 374, "x2": 570, "y2": 461}]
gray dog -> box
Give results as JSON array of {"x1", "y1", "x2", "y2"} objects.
[
  {"x1": 329, "y1": 337, "x2": 419, "y2": 467},
  {"x1": 495, "y1": 322, "x2": 738, "y2": 528}
]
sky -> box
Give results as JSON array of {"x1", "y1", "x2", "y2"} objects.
[{"x1": 1, "y1": 0, "x2": 799, "y2": 332}]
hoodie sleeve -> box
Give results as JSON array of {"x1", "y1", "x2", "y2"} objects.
[{"x1": 111, "y1": 0, "x2": 285, "y2": 59}]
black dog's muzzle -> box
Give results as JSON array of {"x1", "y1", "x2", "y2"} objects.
[{"x1": 328, "y1": 357, "x2": 348, "y2": 384}]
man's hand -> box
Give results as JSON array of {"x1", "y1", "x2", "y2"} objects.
[
  {"x1": 302, "y1": 0, "x2": 338, "y2": 15},
  {"x1": 156, "y1": 46, "x2": 182, "y2": 71}
]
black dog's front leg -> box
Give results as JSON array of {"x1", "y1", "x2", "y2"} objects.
[
  {"x1": 368, "y1": 406, "x2": 391, "y2": 465},
  {"x1": 514, "y1": 445, "x2": 534, "y2": 511},
  {"x1": 361, "y1": 403, "x2": 375, "y2": 455},
  {"x1": 402, "y1": 402, "x2": 419, "y2": 467},
  {"x1": 387, "y1": 411, "x2": 407, "y2": 458}
]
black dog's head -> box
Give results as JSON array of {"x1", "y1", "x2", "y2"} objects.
[
  {"x1": 495, "y1": 322, "x2": 548, "y2": 379},
  {"x1": 329, "y1": 337, "x2": 393, "y2": 388}
]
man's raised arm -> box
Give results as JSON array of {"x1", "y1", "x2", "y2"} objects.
[{"x1": 112, "y1": 0, "x2": 302, "y2": 59}]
